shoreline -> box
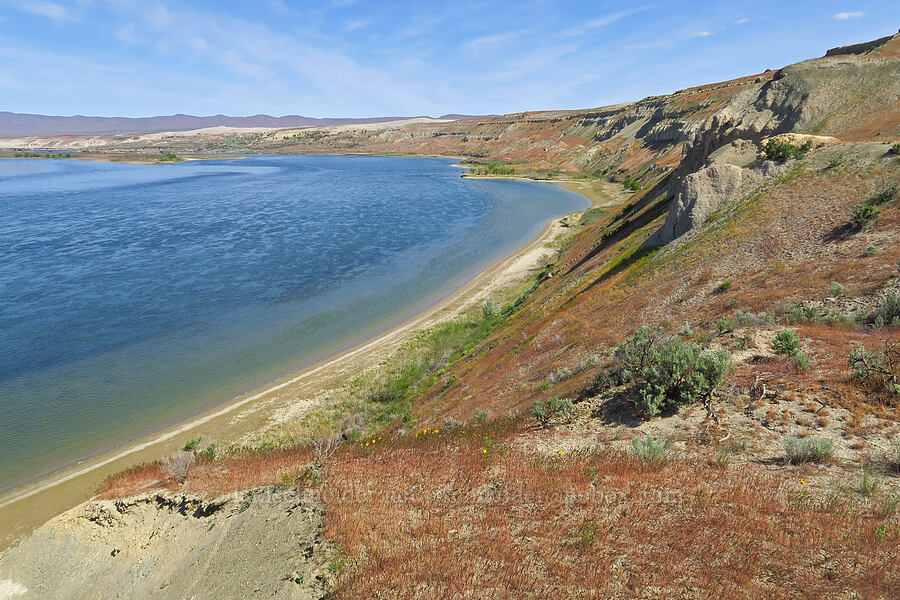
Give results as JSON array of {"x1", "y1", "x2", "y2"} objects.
[
  {"x1": 0, "y1": 178, "x2": 603, "y2": 551},
  {"x1": 0, "y1": 152, "x2": 244, "y2": 165}
]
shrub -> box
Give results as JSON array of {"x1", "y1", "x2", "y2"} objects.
[
  {"x1": 848, "y1": 341, "x2": 899, "y2": 396},
  {"x1": 856, "y1": 468, "x2": 881, "y2": 496},
  {"x1": 717, "y1": 317, "x2": 735, "y2": 334},
  {"x1": 613, "y1": 327, "x2": 666, "y2": 378},
  {"x1": 636, "y1": 342, "x2": 730, "y2": 416},
  {"x1": 532, "y1": 396, "x2": 574, "y2": 427},
  {"x1": 869, "y1": 292, "x2": 900, "y2": 326},
  {"x1": 865, "y1": 245, "x2": 878, "y2": 256},
  {"x1": 763, "y1": 137, "x2": 812, "y2": 162},
  {"x1": 869, "y1": 184, "x2": 897, "y2": 205},
  {"x1": 623, "y1": 178, "x2": 642, "y2": 191},
  {"x1": 791, "y1": 351, "x2": 811, "y2": 371},
  {"x1": 183, "y1": 436, "x2": 202, "y2": 451},
  {"x1": 784, "y1": 436, "x2": 834, "y2": 464},
  {"x1": 771, "y1": 328, "x2": 801, "y2": 358},
  {"x1": 717, "y1": 279, "x2": 733, "y2": 292},
  {"x1": 889, "y1": 142, "x2": 900, "y2": 155},
  {"x1": 828, "y1": 282, "x2": 845, "y2": 297},
  {"x1": 197, "y1": 443, "x2": 217, "y2": 462},
  {"x1": 161, "y1": 450, "x2": 195, "y2": 482},
  {"x1": 631, "y1": 434, "x2": 671, "y2": 464},
  {"x1": 481, "y1": 297, "x2": 501, "y2": 319},
  {"x1": 851, "y1": 204, "x2": 880, "y2": 228}
]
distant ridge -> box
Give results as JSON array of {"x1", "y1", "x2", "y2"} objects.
[{"x1": 0, "y1": 111, "x2": 486, "y2": 137}]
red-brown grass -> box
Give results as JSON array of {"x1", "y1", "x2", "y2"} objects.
[{"x1": 322, "y1": 434, "x2": 897, "y2": 599}]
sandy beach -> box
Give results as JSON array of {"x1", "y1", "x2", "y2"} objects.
[{"x1": 0, "y1": 177, "x2": 615, "y2": 552}]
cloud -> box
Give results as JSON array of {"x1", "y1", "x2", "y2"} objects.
[
  {"x1": 344, "y1": 19, "x2": 368, "y2": 31},
  {"x1": 17, "y1": 1, "x2": 69, "y2": 21},
  {"x1": 692, "y1": 31, "x2": 713, "y2": 37},
  {"x1": 462, "y1": 30, "x2": 528, "y2": 53},
  {"x1": 833, "y1": 11, "x2": 864, "y2": 20},
  {"x1": 735, "y1": 18, "x2": 749, "y2": 24},
  {"x1": 563, "y1": 9, "x2": 645, "y2": 36},
  {"x1": 114, "y1": 24, "x2": 139, "y2": 45}
]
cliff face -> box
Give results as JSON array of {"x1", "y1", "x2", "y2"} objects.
[{"x1": 0, "y1": 487, "x2": 334, "y2": 599}]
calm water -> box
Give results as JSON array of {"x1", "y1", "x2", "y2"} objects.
[{"x1": 0, "y1": 155, "x2": 587, "y2": 492}]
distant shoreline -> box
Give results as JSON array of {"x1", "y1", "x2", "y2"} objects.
[
  {"x1": 0, "y1": 151, "x2": 244, "y2": 165},
  {"x1": 0, "y1": 165, "x2": 603, "y2": 551}
]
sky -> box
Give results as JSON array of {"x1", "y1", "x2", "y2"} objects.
[{"x1": 1, "y1": 0, "x2": 898, "y2": 118}]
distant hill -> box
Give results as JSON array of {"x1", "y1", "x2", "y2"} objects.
[{"x1": 0, "y1": 111, "x2": 485, "y2": 136}]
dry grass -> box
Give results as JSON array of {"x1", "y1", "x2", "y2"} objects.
[
  {"x1": 97, "y1": 446, "x2": 316, "y2": 499},
  {"x1": 320, "y1": 429, "x2": 897, "y2": 599}
]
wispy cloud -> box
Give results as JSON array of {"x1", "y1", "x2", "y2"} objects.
[
  {"x1": 833, "y1": 11, "x2": 864, "y2": 20},
  {"x1": 17, "y1": 1, "x2": 69, "y2": 21},
  {"x1": 735, "y1": 18, "x2": 749, "y2": 24},
  {"x1": 692, "y1": 31, "x2": 713, "y2": 37},
  {"x1": 462, "y1": 30, "x2": 529, "y2": 53},
  {"x1": 344, "y1": 19, "x2": 368, "y2": 31},
  {"x1": 563, "y1": 8, "x2": 647, "y2": 37}
]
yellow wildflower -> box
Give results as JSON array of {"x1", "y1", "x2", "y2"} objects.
[
  {"x1": 558, "y1": 450, "x2": 564, "y2": 456},
  {"x1": 482, "y1": 448, "x2": 487, "y2": 454},
  {"x1": 800, "y1": 479, "x2": 807, "y2": 486}
]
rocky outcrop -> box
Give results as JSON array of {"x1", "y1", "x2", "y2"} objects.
[
  {"x1": 649, "y1": 163, "x2": 747, "y2": 245},
  {"x1": 0, "y1": 487, "x2": 334, "y2": 600}
]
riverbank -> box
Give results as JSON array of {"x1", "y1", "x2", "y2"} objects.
[{"x1": 0, "y1": 179, "x2": 606, "y2": 552}]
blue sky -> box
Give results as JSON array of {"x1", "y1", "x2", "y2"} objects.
[{"x1": 1, "y1": 0, "x2": 898, "y2": 118}]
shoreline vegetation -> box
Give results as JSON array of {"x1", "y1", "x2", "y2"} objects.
[
  {"x1": 0, "y1": 150, "x2": 244, "y2": 164},
  {"x1": 0, "y1": 165, "x2": 614, "y2": 551}
]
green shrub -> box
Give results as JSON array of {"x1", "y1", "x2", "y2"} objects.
[
  {"x1": 784, "y1": 436, "x2": 834, "y2": 464},
  {"x1": 856, "y1": 468, "x2": 881, "y2": 496},
  {"x1": 183, "y1": 436, "x2": 202, "y2": 451},
  {"x1": 623, "y1": 178, "x2": 642, "y2": 191},
  {"x1": 631, "y1": 434, "x2": 671, "y2": 464},
  {"x1": 851, "y1": 204, "x2": 880, "y2": 228},
  {"x1": 865, "y1": 245, "x2": 878, "y2": 256},
  {"x1": 636, "y1": 342, "x2": 730, "y2": 416},
  {"x1": 482, "y1": 297, "x2": 501, "y2": 319},
  {"x1": 870, "y1": 292, "x2": 900, "y2": 326},
  {"x1": 532, "y1": 396, "x2": 574, "y2": 427},
  {"x1": 613, "y1": 326, "x2": 664, "y2": 378},
  {"x1": 869, "y1": 184, "x2": 897, "y2": 205},
  {"x1": 763, "y1": 138, "x2": 812, "y2": 162},
  {"x1": 791, "y1": 351, "x2": 811, "y2": 371},
  {"x1": 828, "y1": 282, "x2": 845, "y2": 297},
  {"x1": 197, "y1": 443, "x2": 217, "y2": 461},
  {"x1": 717, "y1": 317, "x2": 735, "y2": 334},
  {"x1": 889, "y1": 143, "x2": 900, "y2": 155},
  {"x1": 717, "y1": 279, "x2": 733, "y2": 292},
  {"x1": 771, "y1": 328, "x2": 801, "y2": 357}
]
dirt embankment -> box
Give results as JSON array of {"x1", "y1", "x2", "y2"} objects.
[{"x1": 0, "y1": 486, "x2": 334, "y2": 599}]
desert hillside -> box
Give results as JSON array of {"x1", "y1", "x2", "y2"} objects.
[{"x1": 1, "y1": 33, "x2": 899, "y2": 600}]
